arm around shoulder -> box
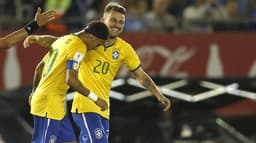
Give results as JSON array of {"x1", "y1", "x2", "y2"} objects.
[{"x1": 23, "y1": 35, "x2": 58, "y2": 48}]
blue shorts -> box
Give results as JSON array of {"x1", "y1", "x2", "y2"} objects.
[
  {"x1": 72, "y1": 113, "x2": 109, "y2": 143},
  {"x1": 32, "y1": 115, "x2": 77, "y2": 143}
]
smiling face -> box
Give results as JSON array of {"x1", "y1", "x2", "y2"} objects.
[
  {"x1": 103, "y1": 11, "x2": 125, "y2": 38},
  {"x1": 101, "y1": 2, "x2": 126, "y2": 39},
  {"x1": 102, "y1": 11, "x2": 125, "y2": 39}
]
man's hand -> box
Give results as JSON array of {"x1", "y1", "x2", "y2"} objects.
[
  {"x1": 158, "y1": 95, "x2": 171, "y2": 111},
  {"x1": 95, "y1": 97, "x2": 108, "y2": 111},
  {"x1": 23, "y1": 35, "x2": 38, "y2": 48},
  {"x1": 34, "y1": 7, "x2": 56, "y2": 27}
]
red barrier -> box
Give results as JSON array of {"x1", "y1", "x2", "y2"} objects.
[
  {"x1": 0, "y1": 33, "x2": 255, "y2": 90},
  {"x1": 121, "y1": 33, "x2": 256, "y2": 78}
]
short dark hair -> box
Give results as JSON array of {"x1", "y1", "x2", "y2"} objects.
[
  {"x1": 84, "y1": 21, "x2": 109, "y2": 40},
  {"x1": 103, "y1": 2, "x2": 126, "y2": 15}
]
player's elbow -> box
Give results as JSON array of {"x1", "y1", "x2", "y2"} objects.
[
  {"x1": 66, "y1": 70, "x2": 80, "y2": 89},
  {"x1": 66, "y1": 76, "x2": 74, "y2": 87},
  {"x1": 66, "y1": 75, "x2": 79, "y2": 89}
]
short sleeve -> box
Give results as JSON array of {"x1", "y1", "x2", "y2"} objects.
[
  {"x1": 123, "y1": 44, "x2": 141, "y2": 71},
  {"x1": 66, "y1": 38, "x2": 86, "y2": 64}
]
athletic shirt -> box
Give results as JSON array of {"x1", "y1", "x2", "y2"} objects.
[
  {"x1": 71, "y1": 37, "x2": 141, "y2": 119},
  {"x1": 31, "y1": 34, "x2": 86, "y2": 120}
]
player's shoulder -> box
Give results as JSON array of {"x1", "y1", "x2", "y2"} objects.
[
  {"x1": 60, "y1": 34, "x2": 79, "y2": 41},
  {"x1": 116, "y1": 37, "x2": 132, "y2": 48},
  {"x1": 53, "y1": 34, "x2": 85, "y2": 52},
  {"x1": 59, "y1": 34, "x2": 84, "y2": 46}
]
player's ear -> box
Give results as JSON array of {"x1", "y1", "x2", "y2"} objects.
[{"x1": 89, "y1": 34, "x2": 95, "y2": 39}]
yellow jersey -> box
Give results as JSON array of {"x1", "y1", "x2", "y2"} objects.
[
  {"x1": 31, "y1": 34, "x2": 86, "y2": 120},
  {"x1": 71, "y1": 37, "x2": 141, "y2": 119}
]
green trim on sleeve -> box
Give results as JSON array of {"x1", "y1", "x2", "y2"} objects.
[{"x1": 130, "y1": 64, "x2": 141, "y2": 72}]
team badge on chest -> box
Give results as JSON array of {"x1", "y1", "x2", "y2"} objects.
[{"x1": 112, "y1": 50, "x2": 119, "y2": 60}]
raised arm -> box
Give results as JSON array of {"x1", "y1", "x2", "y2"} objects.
[
  {"x1": 0, "y1": 7, "x2": 56, "y2": 49},
  {"x1": 23, "y1": 35, "x2": 58, "y2": 48},
  {"x1": 132, "y1": 67, "x2": 171, "y2": 111}
]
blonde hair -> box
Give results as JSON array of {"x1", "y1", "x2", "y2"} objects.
[{"x1": 103, "y1": 2, "x2": 126, "y2": 15}]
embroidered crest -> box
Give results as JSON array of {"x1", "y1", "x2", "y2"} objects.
[
  {"x1": 112, "y1": 50, "x2": 119, "y2": 60},
  {"x1": 94, "y1": 128, "x2": 103, "y2": 139}
]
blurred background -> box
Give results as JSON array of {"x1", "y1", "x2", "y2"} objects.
[{"x1": 0, "y1": 0, "x2": 256, "y2": 143}]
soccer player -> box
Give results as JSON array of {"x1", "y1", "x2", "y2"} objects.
[
  {"x1": 28, "y1": 21, "x2": 109, "y2": 143},
  {"x1": 72, "y1": 3, "x2": 171, "y2": 142},
  {"x1": 0, "y1": 7, "x2": 56, "y2": 49},
  {"x1": 24, "y1": 2, "x2": 171, "y2": 143}
]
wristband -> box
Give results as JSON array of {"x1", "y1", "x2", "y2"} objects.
[
  {"x1": 24, "y1": 21, "x2": 40, "y2": 35},
  {"x1": 88, "y1": 91, "x2": 98, "y2": 102}
]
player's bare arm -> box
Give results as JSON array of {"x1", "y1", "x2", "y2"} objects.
[
  {"x1": 32, "y1": 60, "x2": 44, "y2": 92},
  {"x1": 133, "y1": 68, "x2": 171, "y2": 111},
  {"x1": 66, "y1": 69, "x2": 108, "y2": 111},
  {"x1": 0, "y1": 7, "x2": 56, "y2": 49},
  {"x1": 29, "y1": 60, "x2": 45, "y2": 105},
  {"x1": 23, "y1": 35, "x2": 58, "y2": 48}
]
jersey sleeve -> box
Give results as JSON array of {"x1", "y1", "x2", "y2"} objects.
[
  {"x1": 65, "y1": 37, "x2": 87, "y2": 71},
  {"x1": 67, "y1": 48, "x2": 85, "y2": 63},
  {"x1": 123, "y1": 44, "x2": 141, "y2": 71},
  {"x1": 66, "y1": 42, "x2": 86, "y2": 62}
]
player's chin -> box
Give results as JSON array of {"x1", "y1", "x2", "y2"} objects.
[
  {"x1": 109, "y1": 35, "x2": 118, "y2": 39},
  {"x1": 110, "y1": 32, "x2": 121, "y2": 38}
]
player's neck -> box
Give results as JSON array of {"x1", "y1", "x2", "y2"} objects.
[{"x1": 104, "y1": 38, "x2": 116, "y2": 47}]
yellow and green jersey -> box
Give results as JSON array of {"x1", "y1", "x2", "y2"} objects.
[
  {"x1": 71, "y1": 37, "x2": 141, "y2": 119},
  {"x1": 31, "y1": 34, "x2": 86, "y2": 120}
]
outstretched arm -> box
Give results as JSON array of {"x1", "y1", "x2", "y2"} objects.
[
  {"x1": 0, "y1": 7, "x2": 56, "y2": 49},
  {"x1": 23, "y1": 35, "x2": 58, "y2": 48},
  {"x1": 132, "y1": 67, "x2": 171, "y2": 111}
]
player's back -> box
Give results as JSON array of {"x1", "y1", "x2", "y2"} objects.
[
  {"x1": 31, "y1": 34, "x2": 86, "y2": 120},
  {"x1": 36, "y1": 35, "x2": 83, "y2": 95}
]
